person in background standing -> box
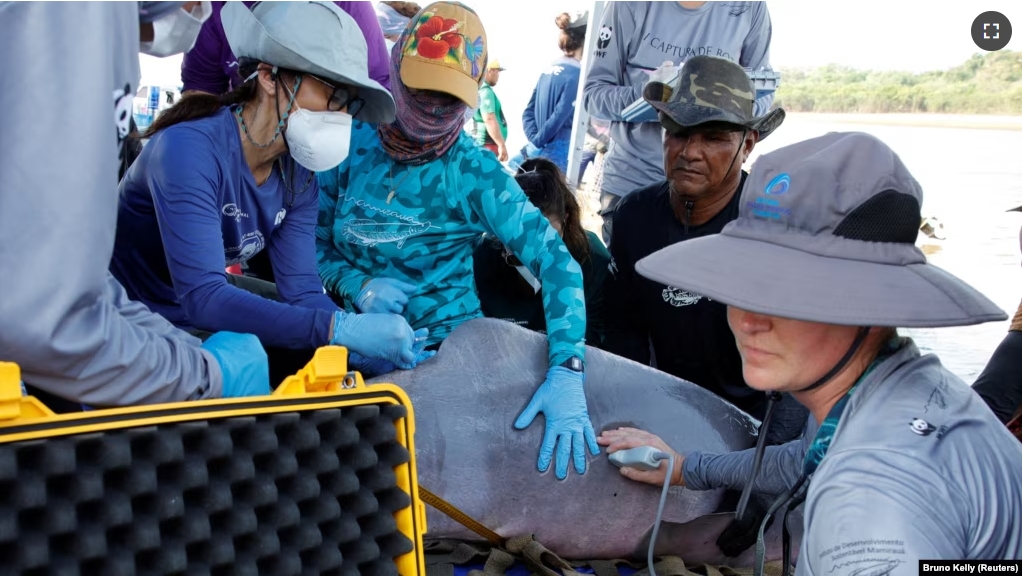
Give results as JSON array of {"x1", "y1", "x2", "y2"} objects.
[
  {"x1": 376, "y1": 1, "x2": 422, "y2": 52},
  {"x1": 472, "y1": 59, "x2": 509, "y2": 161},
  {"x1": 509, "y1": 10, "x2": 588, "y2": 174},
  {"x1": 583, "y1": 1, "x2": 774, "y2": 245}
]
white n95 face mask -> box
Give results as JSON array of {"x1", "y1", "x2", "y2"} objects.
[
  {"x1": 284, "y1": 109, "x2": 353, "y2": 172},
  {"x1": 141, "y1": 0, "x2": 212, "y2": 58}
]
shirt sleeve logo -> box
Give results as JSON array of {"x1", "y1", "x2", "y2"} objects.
[{"x1": 597, "y1": 25, "x2": 613, "y2": 50}]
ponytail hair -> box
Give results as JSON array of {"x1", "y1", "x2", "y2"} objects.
[
  {"x1": 144, "y1": 59, "x2": 297, "y2": 137},
  {"x1": 515, "y1": 158, "x2": 591, "y2": 263}
]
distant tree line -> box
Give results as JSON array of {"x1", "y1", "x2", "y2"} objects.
[{"x1": 774, "y1": 51, "x2": 1022, "y2": 114}]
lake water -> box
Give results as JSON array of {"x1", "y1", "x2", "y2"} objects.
[{"x1": 582, "y1": 115, "x2": 1022, "y2": 384}]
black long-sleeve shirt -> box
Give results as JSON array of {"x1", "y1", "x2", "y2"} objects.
[
  {"x1": 605, "y1": 174, "x2": 786, "y2": 422},
  {"x1": 973, "y1": 300, "x2": 1022, "y2": 424}
]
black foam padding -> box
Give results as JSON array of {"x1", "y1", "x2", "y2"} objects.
[{"x1": 0, "y1": 404, "x2": 415, "y2": 575}]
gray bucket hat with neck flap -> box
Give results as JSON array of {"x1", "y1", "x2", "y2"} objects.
[{"x1": 636, "y1": 131, "x2": 1007, "y2": 328}]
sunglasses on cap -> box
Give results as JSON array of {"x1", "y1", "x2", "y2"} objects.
[{"x1": 307, "y1": 74, "x2": 366, "y2": 117}]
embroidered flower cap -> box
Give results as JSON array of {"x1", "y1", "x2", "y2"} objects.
[{"x1": 397, "y1": 1, "x2": 488, "y2": 108}]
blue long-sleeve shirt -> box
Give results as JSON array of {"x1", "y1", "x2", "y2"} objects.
[
  {"x1": 522, "y1": 57, "x2": 582, "y2": 149},
  {"x1": 111, "y1": 107, "x2": 337, "y2": 350}
]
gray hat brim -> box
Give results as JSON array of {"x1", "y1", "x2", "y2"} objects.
[
  {"x1": 635, "y1": 233, "x2": 1007, "y2": 328},
  {"x1": 648, "y1": 97, "x2": 786, "y2": 140},
  {"x1": 1010, "y1": 204, "x2": 1022, "y2": 212},
  {"x1": 223, "y1": 2, "x2": 395, "y2": 124}
]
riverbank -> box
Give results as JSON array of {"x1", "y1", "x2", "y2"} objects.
[
  {"x1": 575, "y1": 112, "x2": 1022, "y2": 236},
  {"x1": 782, "y1": 112, "x2": 1022, "y2": 131}
]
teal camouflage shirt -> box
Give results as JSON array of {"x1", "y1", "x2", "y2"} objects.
[{"x1": 316, "y1": 122, "x2": 587, "y2": 367}]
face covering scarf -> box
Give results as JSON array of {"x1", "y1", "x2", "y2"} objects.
[{"x1": 378, "y1": 29, "x2": 469, "y2": 165}]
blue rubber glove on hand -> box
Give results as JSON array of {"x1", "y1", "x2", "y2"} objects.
[
  {"x1": 348, "y1": 347, "x2": 436, "y2": 378},
  {"x1": 201, "y1": 331, "x2": 271, "y2": 398},
  {"x1": 514, "y1": 366, "x2": 600, "y2": 480},
  {"x1": 332, "y1": 311, "x2": 426, "y2": 370},
  {"x1": 355, "y1": 278, "x2": 417, "y2": 314}
]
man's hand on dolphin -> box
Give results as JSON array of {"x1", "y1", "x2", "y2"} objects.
[
  {"x1": 598, "y1": 427, "x2": 684, "y2": 487},
  {"x1": 514, "y1": 367, "x2": 600, "y2": 480}
]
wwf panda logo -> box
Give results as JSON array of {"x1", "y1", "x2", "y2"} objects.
[
  {"x1": 597, "y1": 25, "x2": 612, "y2": 50},
  {"x1": 909, "y1": 418, "x2": 936, "y2": 436},
  {"x1": 113, "y1": 83, "x2": 133, "y2": 142},
  {"x1": 112, "y1": 82, "x2": 134, "y2": 168}
]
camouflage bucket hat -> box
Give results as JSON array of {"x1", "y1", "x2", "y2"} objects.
[{"x1": 643, "y1": 55, "x2": 785, "y2": 140}]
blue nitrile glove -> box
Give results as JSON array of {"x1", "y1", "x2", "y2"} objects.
[
  {"x1": 513, "y1": 366, "x2": 600, "y2": 480},
  {"x1": 201, "y1": 331, "x2": 271, "y2": 398},
  {"x1": 355, "y1": 278, "x2": 417, "y2": 314},
  {"x1": 332, "y1": 311, "x2": 426, "y2": 370},
  {"x1": 348, "y1": 347, "x2": 437, "y2": 378}
]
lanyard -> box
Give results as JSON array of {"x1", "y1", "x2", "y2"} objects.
[{"x1": 757, "y1": 337, "x2": 905, "y2": 576}]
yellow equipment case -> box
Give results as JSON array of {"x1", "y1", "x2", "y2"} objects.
[{"x1": 0, "y1": 347, "x2": 426, "y2": 576}]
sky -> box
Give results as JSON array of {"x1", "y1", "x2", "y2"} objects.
[{"x1": 140, "y1": 1, "x2": 1022, "y2": 152}]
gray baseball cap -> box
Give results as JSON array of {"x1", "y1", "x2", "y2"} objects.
[
  {"x1": 635, "y1": 131, "x2": 1007, "y2": 328},
  {"x1": 223, "y1": 1, "x2": 395, "y2": 124}
]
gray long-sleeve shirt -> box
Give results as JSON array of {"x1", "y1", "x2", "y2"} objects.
[
  {"x1": 583, "y1": 1, "x2": 773, "y2": 201},
  {"x1": 683, "y1": 340, "x2": 1022, "y2": 573},
  {"x1": 0, "y1": 2, "x2": 222, "y2": 406}
]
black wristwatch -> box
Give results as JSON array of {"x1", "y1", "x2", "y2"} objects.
[{"x1": 559, "y1": 357, "x2": 584, "y2": 373}]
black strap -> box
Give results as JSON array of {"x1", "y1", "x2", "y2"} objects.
[
  {"x1": 736, "y1": 391, "x2": 783, "y2": 522},
  {"x1": 780, "y1": 478, "x2": 810, "y2": 576},
  {"x1": 754, "y1": 475, "x2": 809, "y2": 576},
  {"x1": 796, "y1": 327, "x2": 870, "y2": 393}
]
